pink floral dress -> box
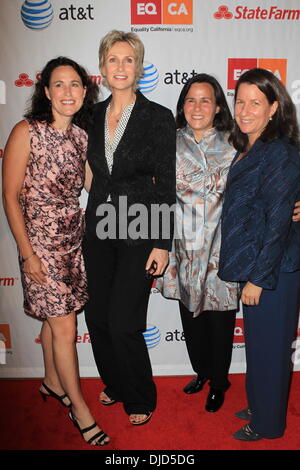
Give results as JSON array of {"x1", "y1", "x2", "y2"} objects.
[{"x1": 19, "y1": 120, "x2": 88, "y2": 318}]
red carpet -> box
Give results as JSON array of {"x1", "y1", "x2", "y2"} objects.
[{"x1": 1, "y1": 373, "x2": 300, "y2": 450}]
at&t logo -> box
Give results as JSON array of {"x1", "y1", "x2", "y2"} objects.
[
  {"x1": 138, "y1": 62, "x2": 159, "y2": 93},
  {"x1": 20, "y1": 1, "x2": 95, "y2": 30},
  {"x1": 131, "y1": 0, "x2": 193, "y2": 25},
  {"x1": 227, "y1": 58, "x2": 287, "y2": 91},
  {"x1": 21, "y1": 0, "x2": 54, "y2": 30},
  {"x1": 143, "y1": 324, "x2": 161, "y2": 349}
]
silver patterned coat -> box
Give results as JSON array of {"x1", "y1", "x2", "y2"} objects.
[{"x1": 156, "y1": 126, "x2": 239, "y2": 317}]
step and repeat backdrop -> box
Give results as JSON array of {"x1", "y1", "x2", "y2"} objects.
[{"x1": 1, "y1": 0, "x2": 300, "y2": 377}]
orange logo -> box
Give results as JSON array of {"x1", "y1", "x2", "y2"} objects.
[
  {"x1": 258, "y1": 58, "x2": 287, "y2": 86},
  {"x1": 163, "y1": 0, "x2": 193, "y2": 24},
  {"x1": 0, "y1": 324, "x2": 12, "y2": 349}
]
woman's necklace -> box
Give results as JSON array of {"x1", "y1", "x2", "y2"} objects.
[{"x1": 109, "y1": 96, "x2": 136, "y2": 123}]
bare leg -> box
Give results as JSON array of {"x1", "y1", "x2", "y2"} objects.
[
  {"x1": 39, "y1": 320, "x2": 71, "y2": 406},
  {"x1": 46, "y1": 312, "x2": 109, "y2": 445}
]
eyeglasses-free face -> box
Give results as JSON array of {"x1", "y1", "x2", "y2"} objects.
[
  {"x1": 183, "y1": 82, "x2": 220, "y2": 143},
  {"x1": 234, "y1": 82, "x2": 278, "y2": 146}
]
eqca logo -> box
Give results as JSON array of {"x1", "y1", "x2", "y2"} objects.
[
  {"x1": 131, "y1": 0, "x2": 193, "y2": 25},
  {"x1": 228, "y1": 58, "x2": 287, "y2": 90}
]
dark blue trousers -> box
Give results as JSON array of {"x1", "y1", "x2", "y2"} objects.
[{"x1": 242, "y1": 271, "x2": 300, "y2": 438}]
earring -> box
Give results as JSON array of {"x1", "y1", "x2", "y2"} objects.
[{"x1": 269, "y1": 116, "x2": 272, "y2": 121}]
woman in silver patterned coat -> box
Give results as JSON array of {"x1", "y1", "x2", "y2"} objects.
[{"x1": 157, "y1": 74, "x2": 239, "y2": 412}]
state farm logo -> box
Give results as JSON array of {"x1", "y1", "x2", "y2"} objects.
[
  {"x1": 0, "y1": 324, "x2": 12, "y2": 364},
  {"x1": 227, "y1": 58, "x2": 287, "y2": 90},
  {"x1": 214, "y1": 5, "x2": 233, "y2": 19},
  {"x1": 213, "y1": 5, "x2": 300, "y2": 20},
  {"x1": 131, "y1": 0, "x2": 193, "y2": 24},
  {"x1": 0, "y1": 277, "x2": 18, "y2": 287},
  {"x1": 15, "y1": 72, "x2": 101, "y2": 87},
  {"x1": 35, "y1": 331, "x2": 91, "y2": 344},
  {"x1": 15, "y1": 73, "x2": 34, "y2": 87}
]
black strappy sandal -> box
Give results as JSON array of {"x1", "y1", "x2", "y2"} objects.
[
  {"x1": 39, "y1": 382, "x2": 71, "y2": 408},
  {"x1": 69, "y1": 409, "x2": 109, "y2": 446}
]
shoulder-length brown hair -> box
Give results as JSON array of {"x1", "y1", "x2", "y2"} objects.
[{"x1": 229, "y1": 68, "x2": 299, "y2": 152}]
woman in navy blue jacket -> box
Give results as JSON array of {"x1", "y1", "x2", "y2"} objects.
[{"x1": 219, "y1": 68, "x2": 300, "y2": 441}]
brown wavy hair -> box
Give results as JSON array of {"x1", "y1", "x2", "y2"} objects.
[{"x1": 25, "y1": 56, "x2": 99, "y2": 131}]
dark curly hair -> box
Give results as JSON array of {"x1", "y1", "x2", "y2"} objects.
[
  {"x1": 229, "y1": 68, "x2": 300, "y2": 152},
  {"x1": 24, "y1": 56, "x2": 99, "y2": 131},
  {"x1": 176, "y1": 73, "x2": 233, "y2": 133}
]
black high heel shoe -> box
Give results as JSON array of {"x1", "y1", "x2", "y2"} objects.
[
  {"x1": 39, "y1": 382, "x2": 71, "y2": 408},
  {"x1": 69, "y1": 409, "x2": 109, "y2": 446}
]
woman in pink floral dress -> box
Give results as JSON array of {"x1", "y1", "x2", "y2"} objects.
[{"x1": 2, "y1": 57, "x2": 109, "y2": 446}]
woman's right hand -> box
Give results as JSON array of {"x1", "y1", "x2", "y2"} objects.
[
  {"x1": 23, "y1": 254, "x2": 48, "y2": 284},
  {"x1": 292, "y1": 201, "x2": 300, "y2": 222}
]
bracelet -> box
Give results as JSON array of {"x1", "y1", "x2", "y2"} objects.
[{"x1": 22, "y1": 252, "x2": 35, "y2": 262}]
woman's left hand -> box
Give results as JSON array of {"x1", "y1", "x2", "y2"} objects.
[
  {"x1": 241, "y1": 281, "x2": 263, "y2": 306},
  {"x1": 146, "y1": 248, "x2": 169, "y2": 277}
]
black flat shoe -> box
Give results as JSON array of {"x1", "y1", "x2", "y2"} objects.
[
  {"x1": 183, "y1": 375, "x2": 208, "y2": 394},
  {"x1": 39, "y1": 382, "x2": 71, "y2": 408},
  {"x1": 233, "y1": 424, "x2": 263, "y2": 441},
  {"x1": 235, "y1": 408, "x2": 252, "y2": 420},
  {"x1": 205, "y1": 388, "x2": 225, "y2": 412}
]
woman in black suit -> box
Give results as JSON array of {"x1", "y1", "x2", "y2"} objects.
[{"x1": 83, "y1": 30, "x2": 176, "y2": 425}]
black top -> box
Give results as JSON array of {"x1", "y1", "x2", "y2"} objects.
[{"x1": 85, "y1": 91, "x2": 176, "y2": 250}]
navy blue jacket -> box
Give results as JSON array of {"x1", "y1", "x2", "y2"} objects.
[{"x1": 218, "y1": 138, "x2": 300, "y2": 289}]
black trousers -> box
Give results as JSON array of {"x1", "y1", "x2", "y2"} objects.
[
  {"x1": 179, "y1": 302, "x2": 236, "y2": 391},
  {"x1": 83, "y1": 237, "x2": 156, "y2": 415}
]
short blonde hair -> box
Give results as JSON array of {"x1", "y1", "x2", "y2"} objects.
[{"x1": 99, "y1": 30, "x2": 145, "y2": 91}]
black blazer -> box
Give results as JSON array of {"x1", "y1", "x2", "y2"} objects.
[{"x1": 85, "y1": 91, "x2": 176, "y2": 250}]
